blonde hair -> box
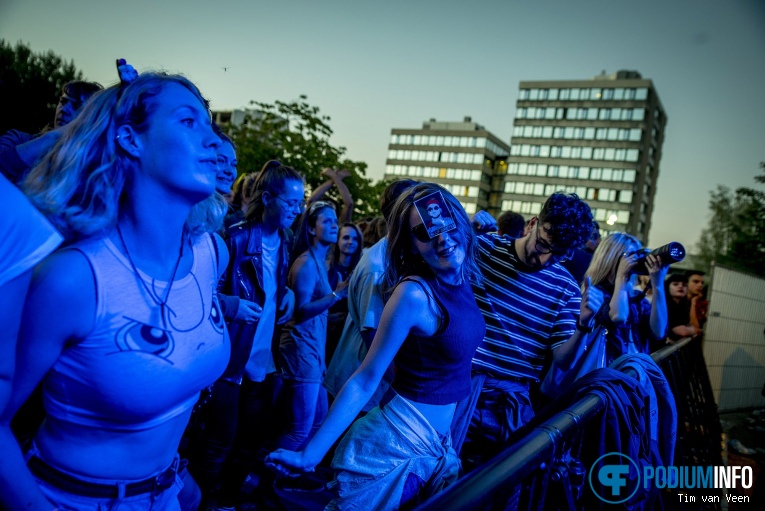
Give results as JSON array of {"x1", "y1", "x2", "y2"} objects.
[
  {"x1": 584, "y1": 232, "x2": 641, "y2": 291},
  {"x1": 24, "y1": 72, "x2": 224, "y2": 240}
]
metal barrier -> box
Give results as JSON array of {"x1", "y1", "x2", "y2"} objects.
[{"x1": 416, "y1": 336, "x2": 723, "y2": 511}]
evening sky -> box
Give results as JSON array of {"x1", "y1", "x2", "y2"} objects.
[{"x1": 2, "y1": 0, "x2": 764, "y2": 247}]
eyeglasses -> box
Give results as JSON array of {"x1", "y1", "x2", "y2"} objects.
[
  {"x1": 534, "y1": 223, "x2": 571, "y2": 259},
  {"x1": 274, "y1": 195, "x2": 306, "y2": 213}
]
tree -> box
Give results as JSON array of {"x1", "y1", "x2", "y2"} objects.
[
  {"x1": 0, "y1": 40, "x2": 85, "y2": 135},
  {"x1": 697, "y1": 163, "x2": 765, "y2": 277},
  {"x1": 227, "y1": 95, "x2": 387, "y2": 219}
]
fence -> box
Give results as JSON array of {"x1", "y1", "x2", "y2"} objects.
[{"x1": 416, "y1": 336, "x2": 723, "y2": 511}]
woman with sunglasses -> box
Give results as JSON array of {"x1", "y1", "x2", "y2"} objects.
[
  {"x1": 583, "y1": 232, "x2": 668, "y2": 364},
  {"x1": 189, "y1": 159, "x2": 304, "y2": 510},
  {"x1": 267, "y1": 183, "x2": 485, "y2": 510},
  {"x1": 0, "y1": 69, "x2": 229, "y2": 510},
  {"x1": 276, "y1": 201, "x2": 348, "y2": 459}
]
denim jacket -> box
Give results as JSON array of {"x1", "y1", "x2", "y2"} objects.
[{"x1": 218, "y1": 221, "x2": 293, "y2": 381}]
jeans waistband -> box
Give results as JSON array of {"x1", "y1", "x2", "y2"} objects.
[{"x1": 26, "y1": 451, "x2": 181, "y2": 499}]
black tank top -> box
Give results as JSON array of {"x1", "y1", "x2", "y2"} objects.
[{"x1": 392, "y1": 275, "x2": 486, "y2": 405}]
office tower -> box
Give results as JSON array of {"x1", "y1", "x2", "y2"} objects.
[
  {"x1": 502, "y1": 70, "x2": 666, "y2": 241},
  {"x1": 384, "y1": 117, "x2": 511, "y2": 214}
]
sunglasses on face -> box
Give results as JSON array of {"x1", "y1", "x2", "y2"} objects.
[{"x1": 410, "y1": 223, "x2": 457, "y2": 243}]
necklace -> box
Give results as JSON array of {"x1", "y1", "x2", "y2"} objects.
[{"x1": 116, "y1": 224, "x2": 185, "y2": 330}]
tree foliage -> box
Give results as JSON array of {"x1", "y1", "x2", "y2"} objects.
[
  {"x1": 227, "y1": 95, "x2": 387, "y2": 219},
  {"x1": 0, "y1": 40, "x2": 84, "y2": 134},
  {"x1": 697, "y1": 163, "x2": 765, "y2": 277}
]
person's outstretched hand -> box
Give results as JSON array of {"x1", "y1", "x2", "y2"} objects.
[
  {"x1": 471, "y1": 210, "x2": 497, "y2": 232},
  {"x1": 335, "y1": 169, "x2": 351, "y2": 180},
  {"x1": 265, "y1": 449, "x2": 314, "y2": 477}
]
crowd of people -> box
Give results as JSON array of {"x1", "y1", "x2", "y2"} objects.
[{"x1": 0, "y1": 63, "x2": 704, "y2": 511}]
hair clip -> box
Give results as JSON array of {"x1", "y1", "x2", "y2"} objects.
[{"x1": 116, "y1": 58, "x2": 138, "y2": 85}]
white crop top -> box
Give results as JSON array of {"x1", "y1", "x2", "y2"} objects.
[{"x1": 42, "y1": 234, "x2": 230, "y2": 431}]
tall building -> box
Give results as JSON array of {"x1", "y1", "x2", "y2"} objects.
[
  {"x1": 384, "y1": 117, "x2": 511, "y2": 214},
  {"x1": 501, "y1": 70, "x2": 666, "y2": 241}
]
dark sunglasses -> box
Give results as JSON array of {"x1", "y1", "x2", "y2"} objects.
[
  {"x1": 410, "y1": 223, "x2": 431, "y2": 243},
  {"x1": 410, "y1": 223, "x2": 457, "y2": 243}
]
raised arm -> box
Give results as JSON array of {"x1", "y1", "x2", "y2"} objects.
[
  {"x1": 608, "y1": 253, "x2": 637, "y2": 325},
  {"x1": 646, "y1": 254, "x2": 669, "y2": 339},
  {"x1": 307, "y1": 169, "x2": 354, "y2": 223},
  {"x1": 266, "y1": 280, "x2": 435, "y2": 472},
  {"x1": 0, "y1": 250, "x2": 96, "y2": 511},
  {"x1": 553, "y1": 276, "x2": 604, "y2": 370}
]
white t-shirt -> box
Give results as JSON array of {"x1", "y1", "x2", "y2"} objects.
[
  {"x1": 0, "y1": 175, "x2": 63, "y2": 286},
  {"x1": 244, "y1": 236, "x2": 279, "y2": 381},
  {"x1": 324, "y1": 238, "x2": 392, "y2": 411}
]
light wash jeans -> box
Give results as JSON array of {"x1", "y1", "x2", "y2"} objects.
[{"x1": 276, "y1": 379, "x2": 328, "y2": 451}]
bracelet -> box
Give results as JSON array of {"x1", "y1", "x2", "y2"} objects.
[
  {"x1": 576, "y1": 321, "x2": 593, "y2": 333},
  {"x1": 332, "y1": 291, "x2": 339, "y2": 300}
]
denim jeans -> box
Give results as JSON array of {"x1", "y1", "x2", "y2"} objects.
[
  {"x1": 276, "y1": 379, "x2": 328, "y2": 451},
  {"x1": 188, "y1": 374, "x2": 279, "y2": 507},
  {"x1": 460, "y1": 377, "x2": 534, "y2": 470}
]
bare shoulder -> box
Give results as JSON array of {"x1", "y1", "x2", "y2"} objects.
[
  {"x1": 27, "y1": 248, "x2": 96, "y2": 340},
  {"x1": 291, "y1": 253, "x2": 317, "y2": 278},
  {"x1": 390, "y1": 277, "x2": 433, "y2": 309}
]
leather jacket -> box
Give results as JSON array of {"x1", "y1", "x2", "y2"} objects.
[{"x1": 218, "y1": 220, "x2": 293, "y2": 382}]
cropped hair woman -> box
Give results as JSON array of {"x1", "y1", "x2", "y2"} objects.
[
  {"x1": 584, "y1": 232, "x2": 668, "y2": 363},
  {"x1": 0, "y1": 70, "x2": 230, "y2": 510},
  {"x1": 276, "y1": 201, "x2": 349, "y2": 453},
  {"x1": 267, "y1": 183, "x2": 486, "y2": 510}
]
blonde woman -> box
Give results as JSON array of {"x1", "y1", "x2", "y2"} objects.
[
  {"x1": 0, "y1": 71, "x2": 229, "y2": 510},
  {"x1": 584, "y1": 232, "x2": 668, "y2": 363}
]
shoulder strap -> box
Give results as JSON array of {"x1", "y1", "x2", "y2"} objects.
[
  {"x1": 399, "y1": 276, "x2": 447, "y2": 332},
  {"x1": 210, "y1": 232, "x2": 228, "y2": 279}
]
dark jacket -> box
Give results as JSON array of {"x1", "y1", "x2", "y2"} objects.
[{"x1": 218, "y1": 221, "x2": 293, "y2": 382}]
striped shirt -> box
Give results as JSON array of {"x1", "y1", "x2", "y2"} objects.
[{"x1": 471, "y1": 233, "x2": 581, "y2": 381}]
